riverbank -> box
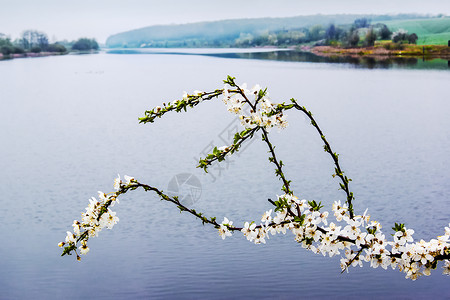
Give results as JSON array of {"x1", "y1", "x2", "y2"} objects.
[
  {"x1": 311, "y1": 44, "x2": 450, "y2": 60},
  {"x1": 0, "y1": 50, "x2": 101, "y2": 61},
  {"x1": 0, "y1": 51, "x2": 67, "y2": 60}
]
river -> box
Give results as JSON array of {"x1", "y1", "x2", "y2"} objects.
[{"x1": 0, "y1": 49, "x2": 449, "y2": 299}]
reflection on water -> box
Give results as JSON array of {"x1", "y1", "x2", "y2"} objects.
[
  {"x1": 218, "y1": 51, "x2": 447, "y2": 70},
  {"x1": 106, "y1": 48, "x2": 450, "y2": 70}
]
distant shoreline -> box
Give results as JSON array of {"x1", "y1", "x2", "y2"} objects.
[
  {"x1": 311, "y1": 44, "x2": 450, "y2": 60},
  {"x1": 2, "y1": 46, "x2": 449, "y2": 64},
  {"x1": 0, "y1": 51, "x2": 67, "y2": 60},
  {"x1": 0, "y1": 50, "x2": 100, "y2": 61}
]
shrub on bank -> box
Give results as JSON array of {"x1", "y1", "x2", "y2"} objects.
[
  {"x1": 30, "y1": 46, "x2": 41, "y2": 53},
  {"x1": 47, "y1": 43, "x2": 67, "y2": 53}
]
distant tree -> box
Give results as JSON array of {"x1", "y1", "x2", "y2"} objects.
[
  {"x1": 235, "y1": 33, "x2": 255, "y2": 47},
  {"x1": 288, "y1": 30, "x2": 308, "y2": 44},
  {"x1": 276, "y1": 31, "x2": 289, "y2": 45},
  {"x1": 13, "y1": 46, "x2": 25, "y2": 54},
  {"x1": 346, "y1": 30, "x2": 360, "y2": 47},
  {"x1": 20, "y1": 30, "x2": 49, "y2": 50},
  {"x1": 391, "y1": 29, "x2": 417, "y2": 44},
  {"x1": 354, "y1": 18, "x2": 370, "y2": 29},
  {"x1": 1, "y1": 46, "x2": 13, "y2": 55},
  {"x1": 379, "y1": 24, "x2": 392, "y2": 40},
  {"x1": 392, "y1": 29, "x2": 408, "y2": 43},
  {"x1": 325, "y1": 24, "x2": 337, "y2": 41},
  {"x1": 37, "y1": 34, "x2": 49, "y2": 50},
  {"x1": 0, "y1": 37, "x2": 14, "y2": 55},
  {"x1": 47, "y1": 43, "x2": 67, "y2": 53},
  {"x1": 308, "y1": 25, "x2": 324, "y2": 41},
  {"x1": 267, "y1": 34, "x2": 278, "y2": 45},
  {"x1": 71, "y1": 38, "x2": 99, "y2": 51},
  {"x1": 365, "y1": 28, "x2": 377, "y2": 46},
  {"x1": 55, "y1": 39, "x2": 72, "y2": 48},
  {"x1": 0, "y1": 37, "x2": 11, "y2": 47},
  {"x1": 407, "y1": 33, "x2": 418, "y2": 44},
  {"x1": 30, "y1": 46, "x2": 42, "y2": 53},
  {"x1": 20, "y1": 30, "x2": 32, "y2": 49},
  {"x1": 325, "y1": 24, "x2": 346, "y2": 45}
]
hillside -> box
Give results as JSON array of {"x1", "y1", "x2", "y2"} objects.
[
  {"x1": 383, "y1": 17, "x2": 450, "y2": 45},
  {"x1": 106, "y1": 14, "x2": 433, "y2": 48}
]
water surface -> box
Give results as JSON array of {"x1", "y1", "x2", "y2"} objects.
[{"x1": 0, "y1": 51, "x2": 449, "y2": 299}]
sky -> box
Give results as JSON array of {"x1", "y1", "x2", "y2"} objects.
[{"x1": 0, "y1": 0, "x2": 449, "y2": 43}]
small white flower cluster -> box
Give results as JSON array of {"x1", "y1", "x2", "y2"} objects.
[
  {"x1": 219, "y1": 217, "x2": 233, "y2": 240},
  {"x1": 59, "y1": 174, "x2": 135, "y2": 259},
  {"x1": 114, "y1": 174, "x2": 135, "y2": 191},
  {"x1": 82, "y1": 193, "x2": 120, "y2": 235},
  {"x1": 222, "y1": 83, "x2": 287, "y2": 131},
  {"x1": 219, "y1": 195, "x2": 450, "y2": 280}
]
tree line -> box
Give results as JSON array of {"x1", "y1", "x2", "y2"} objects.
[
  {"x1": 0, "y1": 30, "x2": 99, "y2": 57},
  {"x1": 128, "y1": 18, "x2": 420, "y2": 49},
  {"x1": 233, "y1": 18, "x2": 419, "y2": 48}
]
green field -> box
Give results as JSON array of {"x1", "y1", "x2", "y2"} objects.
[{"x1": 383, "y1": 17, "x2": 450, "y2": 45}]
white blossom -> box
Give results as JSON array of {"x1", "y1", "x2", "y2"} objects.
[
  {"x1": 79, "y1": 241, "x2": 90, "y2": 255},
  {"x1": 124, "y1": 175, "x2": 135, "y2": 185},
  {"x1": 394, "y1": 228, "x2": 415, "y2": 245},
  {"x1": 261, "y1": 209, "x2": 273, "y2": 226},
  {"x1": 113, "y1": 174, "x2": 121, "y2": 191},
  {"x1": 65, "y1": 231, "x2": 76, "y2": 244},
  {"x1": 218, "y1": 217, "x2": 233, "y2": 240}
]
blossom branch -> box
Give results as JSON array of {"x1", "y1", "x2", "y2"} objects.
[
  {"x1": 59, "y1": 76, "x2": 449, "y2": 281},
  {"x1": 261, "y1": 128, "x2": 293, "y2": 195},
  {"x1": 271, "y1": 100, "x2": 355, "y2": 219},
  {"x1": 197, "y1": 127, "x2": 259, "y2": 172},
  {"x1": 138, "y1": 89, "x2": 223, "y2": 124}
]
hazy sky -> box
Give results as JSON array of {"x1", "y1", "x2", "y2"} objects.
[{"x1": 1, "y1": 0, "x2": 449, "y2": 43}]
